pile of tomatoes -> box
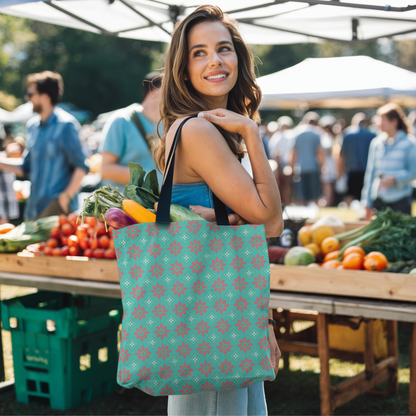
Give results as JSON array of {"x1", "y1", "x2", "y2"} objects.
[
  {"x1": 320, "y1": 243, "x2": 388, "y2": 271},
  {"x1": 40, "y1": 214, "x2": 116, "y2": 259}
]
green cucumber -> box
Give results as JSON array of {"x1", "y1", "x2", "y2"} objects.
[{"x1": 170, "y1": 204, "x2": 205, "y2": 222}]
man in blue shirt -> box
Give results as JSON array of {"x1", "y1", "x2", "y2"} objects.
[
  {"x1": 100, "y1": 72, "x2": 163, "y2": 190},
  {"x1": 0, "y1": 71, "x2": 88, "y2": 219},
  {"x1": 339, "y1": 113, "x2": 376, "y2": 203},
  {"x1": 291, "y1": 112, "x2": 325, "y2": 205}
]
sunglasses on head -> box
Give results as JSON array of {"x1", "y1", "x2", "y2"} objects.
[{"x1": 24, "y1": 90, "x2": 36, "y2": 98}]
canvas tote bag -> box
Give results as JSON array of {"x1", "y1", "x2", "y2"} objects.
[{"x1": 114, "y1": 116, "x2": 275, "y2": 396}]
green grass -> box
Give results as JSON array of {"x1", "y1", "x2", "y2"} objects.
[{"x1": 1, "y1": 285, "x2": 412, "y2": 415}]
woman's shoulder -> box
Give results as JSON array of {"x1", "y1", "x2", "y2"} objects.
[{"x1": 167, "y1": 116, "x2": 221, "y2": 146}]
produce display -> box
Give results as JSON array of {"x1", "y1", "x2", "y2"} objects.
[
  {"x1": 267, "y1": 210, "x2": 416, "y2": 275},
  {"x1": 36, "y1": 213, "x2": 116, "y2": 259},
  {"x1": 0, "y1": 216, "x2": 59, "y2": 253},
  {"x1": 79, "y1": 162, "x2": 204, "y2": 228}
]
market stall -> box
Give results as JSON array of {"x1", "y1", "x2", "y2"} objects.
[{"x1": 0, "y1": 245, "x2": 416, "y2": 415}]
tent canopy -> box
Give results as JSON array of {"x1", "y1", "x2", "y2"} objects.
[
  {"x1": 257, "y1": 55, "x2": 416, "y2": 109},
  {"x1": 1, "y1": 1, "x2": 416, "y2": 45}
]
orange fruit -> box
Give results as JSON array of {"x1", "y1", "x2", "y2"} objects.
[
  {"x1": 342, "y1": 253, "x2": 364, "y2": 270},
  {"x1": 321, "y1": 259, "x2": 341, "y2": 269},
  {"x1": 342, "y1": 246, "x2": 365, "y2": 259},
  {"x1": 337, "y1": 265, "x2": 344, "y2": 270},
  {"x1": 321, "y1": 237, "x2": 340, "y2": 255},
  {"x1": 363, "y1": 251, "x2": 388, "y2": 271},
  {"x1": 323, "y1": 250, "x2": 339, "y2": 263}
]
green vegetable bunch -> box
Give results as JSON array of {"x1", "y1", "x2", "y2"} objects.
[
  {"x1": 0, "y1": 216, "x2": 59, "y2": 253},
  {"x1": 336, "y1": 208, "x2": 416, "y2": 262}
]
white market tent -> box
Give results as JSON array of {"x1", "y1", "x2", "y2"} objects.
[
  {"x1": 1, "y1": 1, "x2": 416, "y2": 45},
  {"x1": 257, "y1": 55, "x2": 416, "y2": 109}
]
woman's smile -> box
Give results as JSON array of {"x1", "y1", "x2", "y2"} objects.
[{"x1": 204, "y1": 70, "x2": 230, "y2": 82}]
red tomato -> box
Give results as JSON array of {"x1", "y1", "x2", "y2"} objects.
[
  {"x1": 67, "y1": 235, "x2": 79, "y2": 248},
  {"x1": 46, "y1": 238, "x2": 59, "y2": 248},
  {"x1": 99, "y1": 235, "x2": 109, "y2": 249},
  {"x1": 50, "y1": 227, "x2": 61, "y2": 239},
  {"x1": 96, "y1": 222, "x2": 107, "y2": 236},
  {"x1": 104, "y1": 248, "x2": 116, "y2": 259},
  {"x1": 61, "y1": 245, "x2": 70, "y2": 256},
  {"x1": 85, "y1": 217, "x2": 97, "y2": 227},
  {"x1": 69, "y1": 246, "x2": 80, "y2": 256},
  {"x1": 58, "y1": 214, "x2": 68, "y2": 226},
  {"x1": 83, "y1": 248, "x2": 93, "y2": 258},
  {"x1": 93, "y1": 248, "x2": 105, "y2": 258},
  {"x1": 52, "y1": 247, "x2": 61, "y2": 256},
  {"x1": 39, "y1": 242, "x2": 46, "y2": 250},
  {"x1": 60, "y1": 235, "x2": 68, "y2": 246},
  {"x1": 89, "y1": 238, "x2": 99, "y2": 250},
  {"x1": 87, "y1": 227, "x2": 96, "y2": 238},
  {"x1": 44, "y1": 246, "x2": 53, "y2": 256},
  {"x1": 79, "y1": 237, "x2": 89, "y2": 251},
  {"x1": 108, "y1": 239, "x2": 115, "y2": 249},
  {"x1": 61, "y1": 223, "x2": 73, "y2": 236},
  {"x1": 67, "y1": 213, "x2": 78, "y2": 227}
]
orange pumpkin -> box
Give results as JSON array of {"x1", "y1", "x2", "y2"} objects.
[
  {"x1": 321, "y1": 259, "x2": 342, "y2": 269},
  {"x1": 363, "y1": 251, "x2": 388, "y2": 271},
  {"x1": 323, "y1": 250, "x2": 339, "y2": 263},
  {"x1": 342, "y1": 253, "x2": 364, "y2": 270},
  {"x1": 342, "y1": 246, "x2": 365, "y2": 259}
]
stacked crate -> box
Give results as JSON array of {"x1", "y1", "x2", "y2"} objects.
[{"x1": 2, "y1": 291, "x2": 122, "y2": 410}]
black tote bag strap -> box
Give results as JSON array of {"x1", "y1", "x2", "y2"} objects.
[{"x1": 156, "y1": 116, "x2": 230, "y2": 226}]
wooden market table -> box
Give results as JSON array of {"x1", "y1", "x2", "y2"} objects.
[{"x1": 0, "y1": 253, "x2": 416, "y2": 415}]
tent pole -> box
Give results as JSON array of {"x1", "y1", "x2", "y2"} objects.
[
  {"x1": 45, "y1": 2, "x2": 114, "y2": 35},
  {"x1": 119, "y1": 0, "x2": 172, "y2": 36}
]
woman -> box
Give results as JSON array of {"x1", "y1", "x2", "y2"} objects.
[
  {"x1": 362, "y1": 103, "x2": 416, "y2": 219},
  {"x1": 154, "y1": 5, "x2": 283, "y2": 416}
]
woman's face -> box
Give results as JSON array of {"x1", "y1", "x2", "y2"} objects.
[
  {"x1": 186, "y1": 21, "x2": 238, "y2": 108},
  {"x1": 379, "y1": 114, "x2": 398, "y2": 136}
]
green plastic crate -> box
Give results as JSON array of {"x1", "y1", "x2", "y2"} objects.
[
  {"x1": 2, "y1": 291, "x2": 122, "y2": 338},
  {"x1": 1, "y1": 292, "x2": 122, "y2": 410}
]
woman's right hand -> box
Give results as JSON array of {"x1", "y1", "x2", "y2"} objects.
[
  {"x1": 190, "y1": 205, "x2": 248, "y2": 226},
  {"x1": 197, "y1": 108, "x2": 257, "y2": 137}
]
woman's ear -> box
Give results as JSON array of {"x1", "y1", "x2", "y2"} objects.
[{"x1": 184, "y1": 73, "x2": 189, "y2": 81}]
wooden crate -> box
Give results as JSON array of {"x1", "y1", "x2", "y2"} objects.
[
  {"x1": 0, "y1": 253, "x2": 119, "y2": 283},
  {"x1": 270, "y1": 264, "x2": 416, "y2": 303},
  {"x1": 270, "y1": 219, "x2": 416, "y2": 302}
]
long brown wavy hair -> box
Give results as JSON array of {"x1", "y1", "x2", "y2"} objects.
[{"x1": 154, "y1": 5, "x2": 262, "y2": 172}]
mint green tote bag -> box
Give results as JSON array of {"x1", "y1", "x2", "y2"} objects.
[{"x1": 114, "y1": 117, "x2": 275, "y2": 396}]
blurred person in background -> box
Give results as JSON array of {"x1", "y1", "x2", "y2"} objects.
[
  {"x1": 407, "y1": 110, "x2": 416, "y2": 137},
  {"x1": 100, "y1": 72, "x2": 163, "y2": 190},
  {"x1": 291, "y1": 112, "x2": 324, "y2": 205},
  {"x1": 319, "y1": 115, "x2": 338, "y2": 207},
  {"x1": 259, "y1": 124, "x2": 271, "y2": 159},
  {"x1": 0, "y1": 71, "x2": 88, "y2": 219},
  {"x1": 0, "y1": 126, "x2": 19, "y2": 224},
  {"x1": 362, "y1": 103, "x2": 416, "y2": 219},
  {"x1": 339, "y1": 113, "x2": 376, "y2": 205},
  {"x1": 268, "y1": 116, "x2": 294, "y2": 206}
]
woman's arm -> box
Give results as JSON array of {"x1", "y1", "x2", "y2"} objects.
[{"x1": 176, "y1": 112, "x2": 283, "y2": 238}]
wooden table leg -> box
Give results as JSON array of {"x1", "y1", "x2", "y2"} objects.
[
  {"x1": 282, "y1": 310, "x2": 291, "y2": 370},
  {"x1": 410, "y1": 322, "x2": 416, "y2": 416},
  {"x1": 317, "y1": 313, "x2": 332, "y2": 416},
  {"x1": 0, "y1": 285, "x2": 4, "y2": 382},
  {"x1": 364, "y1": 320, "x2": 375, "y2": 379},
  {"x1": 386, "y1": 321, "x2": 399, "y2": 394}
]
